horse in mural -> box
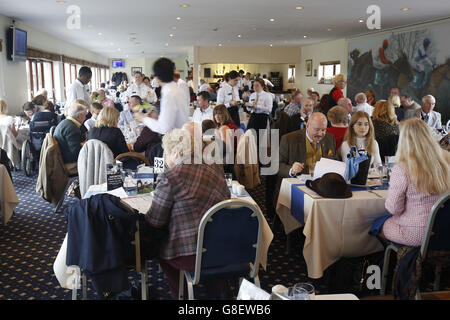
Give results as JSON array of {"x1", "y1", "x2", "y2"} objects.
[{"x1": 348, "y1": 50, "x2": 413, "y2": 101}]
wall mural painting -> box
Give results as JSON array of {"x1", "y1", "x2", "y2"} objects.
[{"x1": 348, "y1": 23, "x2": 450, "y2": 122}]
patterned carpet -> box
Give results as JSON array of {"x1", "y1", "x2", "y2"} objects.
[{"x1": 1, "y1": 171, "x2": 448, "y2": 300}]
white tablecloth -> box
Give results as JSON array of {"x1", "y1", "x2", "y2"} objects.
[
  {"x1": 54, "y1": 182, "x2": 274, "y2": 289},
  {"x1": 276, "y1": 178, "x2": 388, "y2": 279},
  {"x1": 0, "y1": 164, "x2": 19, "y2": 225}
]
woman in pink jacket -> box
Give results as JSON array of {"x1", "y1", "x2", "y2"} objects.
[{"x1": 379, "y1": 118, "x2": 450, "y2": 246}]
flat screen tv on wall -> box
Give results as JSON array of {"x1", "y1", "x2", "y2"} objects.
[
  {"x1": 112, "y1": 59, "x2": 125, "y2": 68},
  {"x1": 6, "y1": 26, "x2": 27, "y2": 61}
]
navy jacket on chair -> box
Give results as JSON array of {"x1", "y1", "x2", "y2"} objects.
[{"x1": 65, "y1": 193, "x2": 139, "y2": 294}]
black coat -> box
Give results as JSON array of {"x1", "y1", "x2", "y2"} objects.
[
  {"x1": 65, "y1": 194, "x2": 139, "y2": 294},
  {"x1": 87, "y1": 127, "x2": 129, "y2": 158}
]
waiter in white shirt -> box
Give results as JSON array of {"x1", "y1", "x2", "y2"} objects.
[
  {"x1": 243, "y1": 73, "x2": 252, "y2": 91},
  {"x1": 125, "y1": 71, "x2": 152, "y2": 103},
  {"x1": 217, "y1": 70, "x2": 243, "y2": 127},
  {"x1": 192, "y1": 91, "x2": 214, "y2": 123},
  {"x1": 173, "y1": 72, "x2": 191, "y2": 106},
  {"x1": 198, "y1": 79, "x2": 211, "y2": 93},
  {"x1": 135, "y1": 58, "x2": 189, "y2": 134},
  {"x1": 64, "y1": 66, "x2": 92, "y2": 110},
  {"x1": 262, "y1": 74, "x2": 274, "y2": 89},
  {"x1": 246, "y1": 78, "x2": 273, "y2": 150}
]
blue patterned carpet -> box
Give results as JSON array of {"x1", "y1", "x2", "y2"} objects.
[{"x1": 1, "y1": 171, "x2": 448, "y2": 300}]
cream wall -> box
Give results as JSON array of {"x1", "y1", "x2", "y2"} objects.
[
  {"x1": 297, "y1": 39, "x2": 348, "y2": 98},
  {"x1": 0, "y1": 14, "x2": 108, "y2": 114},
  {"x1": 109, "y1": 56, "x2": 190, "y2": 85}
]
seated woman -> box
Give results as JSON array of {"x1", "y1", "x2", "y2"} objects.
[
  {"x1": 133, "y1": 106, "x2": 161, "y2": 159},
  {"x1": 33, "y1": 100, "x2": 59, "y2": 125},
  {"x1": 144, "y1": 129, "x2": 231, "y2": 299},
  {"x1": 87, "y1": 107, "x2": 129, "y2": 158},
  {"x1": 326, "y1": 106, "x2": 348, "y2": 151},
  {"x1": 0, "y1": 99, "x2": 18, "y2": 138},
  {"x1": 372, "y1": 98, "x2": 400, "y2": 142},
  {"x1": 376, "y1": 118, "x2": 450, "y2": 246},
  {"x1": 311, "y1": 91, "x2": 320, "y2": 109},
  {"x1": 213, "y1": 104, "x2": 239, "y2": 148},
  {"x1": 339, "y1": 111, "x2": 382, "y2": 167}
]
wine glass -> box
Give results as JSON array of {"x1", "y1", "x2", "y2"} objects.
[
  {"x1": 224, "y1": 173, "x2": 232, "y2": 187},
  {"x1": 294, "y1": 283, "x2": 315, "y2": 300},
  {"x1": 377, "y1": 165, "x2": 386, "y2": 185},
  {"x1": 287, "y1": 287, "x2": 310, "y2": 300}
]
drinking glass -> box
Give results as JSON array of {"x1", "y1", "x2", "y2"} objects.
[
  {"x1": 287, "y1": 287, "x2": 310, "y2": 300},
  {"x1": 308, "y1": 162, "x2": 316, "y2": 177},
  {"x1": 377, "y1": 165, "x2": 386, "y2": 185},
  {"x1": 293, "y1": 283, "x2": 315, "y2": 300},
  {"x1": 224, "y1": 173, "x2": 233, "y2": 187}
]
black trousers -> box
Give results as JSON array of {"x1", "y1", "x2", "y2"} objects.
[
  {"x1": 227, "y1": 106, "x2": 241, "y2": 128},
  {"x1": 247, "y1": 112, "x2": 269, "y2": 153}
]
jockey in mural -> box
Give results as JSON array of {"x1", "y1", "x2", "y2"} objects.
[
  {"x1": 412, "y1": 38, "x2": 435, "y2": 90},
  {"x1": 372, "y1": 39, "x2": 392, "y2": 87}
]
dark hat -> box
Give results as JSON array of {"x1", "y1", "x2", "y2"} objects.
[{"x1": 306, "y1": 172, "x2": 352, "y2": 199}]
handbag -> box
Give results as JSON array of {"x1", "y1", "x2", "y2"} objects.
[{"x1": 345, "y1": 146, "x2": 371, "y2": 185}]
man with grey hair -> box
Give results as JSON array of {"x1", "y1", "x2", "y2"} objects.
[
  {"x1": 354, "y1": 92, "x2": 373, "y2": 116},
  {"x1": 53, "y1": 102, "x2": 88, "y2": 174},
  {"x1": 283, "y1": 90, "x2": 303, "y2": 117},
  {"x1": 337, "y1": 97, "x2": 354, "y2": 122},
  {"x1": 419, "y1": 95, "x2": 442, "y2": 131}
]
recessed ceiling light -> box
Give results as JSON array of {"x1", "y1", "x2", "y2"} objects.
[
  {"x1": 359, "y1": 19, "x2": 364, "y2": 23},
  {"x1": 118, "y1": 48, "x2": 121, "y2": 51},
  {"x1": 269, "y1": 18, "x2": 275, "y2": 22},
  {"x1": 218, "y1": 44, "x2": 222, "y2": 46},
  {"x1": 169, "y1": 34, "x2": 174, "y2": 37},
  {"x1": 237, "y1": 34, "x2": 242, "y2": 38},
  {"x1": 176, "y1": 17, "x2": 181, "y2": 20},
  {"x1": 98, "y1": 32, "x2": 102, "y2": 36},
  {"x1": 295, "y1": 6, "x2": 304, "y2": 10},
  {"x1": 401, "y1": 7, "x2": 410, "y2": 11},
  {"x1": 327, "y1": 28, "x2": 332, "y2": 31},
  {"x1": 165, "y1": 43, "x2": 169, "y2": 46},
  {"x1": 56, "y1": 1, "x2": 66, "y2": 4},
  {"x1": 180, "y1": 4, "x2": 190, "y2": 8},
  {"x1": 303, "y1": 35, "x2": 307, "y2": 38},
  {"x1": 269, "y1": 44, "x2": 273, "y2": 47}
]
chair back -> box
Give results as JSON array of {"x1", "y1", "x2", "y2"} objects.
[
  {"x1": 77, "y1": 139, "x2": 115, "y2": 197},
  {"x1": 378, "y1": 134, "x2": 399, "y2": 160},
  {"x1": 192, "y1": 199, "x2": 263, "y2": 284},
  {"x1": 420, "y1": 191, "x2": 450, "y2": 258}
]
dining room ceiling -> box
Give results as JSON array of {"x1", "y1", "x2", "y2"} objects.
[{"x1": 0, "y1": 0, "x2": 449, "y2": 59}]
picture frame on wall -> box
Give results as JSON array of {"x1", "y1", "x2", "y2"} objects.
[
  {"x1": 131, "y1": 67, "x2": 142, "y2": 75},
  {"x1": 305, "y1": 59, "x2": 312, "y2": 77}
]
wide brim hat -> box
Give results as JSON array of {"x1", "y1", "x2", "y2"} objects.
[{"x1": 306, "y1": 172, "x2": 352, "y2": 199}]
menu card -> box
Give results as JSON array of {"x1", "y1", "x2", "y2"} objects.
[{"x1": 106, "y1": 162, "x2": 123, "y2": 191}]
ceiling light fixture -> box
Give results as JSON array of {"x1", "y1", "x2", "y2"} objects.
[
  {"x1": 56, "y1": 1, "x2": 66, "y2": 4},
  {"x1": 218, "y1": 44, "x2": 222, "y2": 46},
  {"x1": 401, "y1": 7, "x2": 410, "y2": 11},
  {"x1": 269, "y1": 44, "x2": 273, "y2": 47},
  {"x1": 169, "y1": 34, "x2": 174, "y2": 37},
  {"x1": 327, "y1": 28, "x2": 332, "y2": 31},
  {"x1": 237, "y1": 34, "x2": 241, "y2": 38},
  {"x1": 98, "y1": 32, "x2": 102, "y2": 36},
  {"x1": 295, "y1": 6, "x2": 304, "y2": 10},
  {"x1": 180, "y1": 4, "x2": 190, "y2": 8},
  {"x1": 118, "y1": 48, "x2": 121, "y2": 51},
  {"x1": 165, "y1": 43, "x2": 169, "y2": 46},
  {"x1": 358, "y1": 19, "x2": 364, "y2": 23},
  {"x1": 303, "y1": 35, "x2": 307, "y2": 38},
  {"x1": 269, "y1": 18, "x2": 275, "y2": 22},
  {"x1": 176, "y1": 17, "x2": 181, "y2": 20}
]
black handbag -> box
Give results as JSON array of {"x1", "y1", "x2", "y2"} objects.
[{"x1": 350, "y1": 150, "x2": 371, "y2": 186}]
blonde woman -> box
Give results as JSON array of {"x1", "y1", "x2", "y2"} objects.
[
  {"x1": 87, "y1": 106, "x2": 129, "y2": 157},
  {"x1": 378, "y1": 118, "x2": 450, "y2": 246},
  {"x1": 0, "y1": 99, "x2": 18, "y2": 137},
  {"x1": 372, "y1": 98, "x2": 400, "y2": 142},
  {"x1": 339, "y1": 111, "x2": 382, "y2": 166},
  {"x1": 144, "y1": 128, "x2": 230, "y2": 299}
]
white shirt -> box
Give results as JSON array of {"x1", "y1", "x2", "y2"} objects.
[
  {"x1": 125, "y1": 82, "x2": 151, "y2": 101},
  {"x1": 339, "y1": 138, "x2": 382, "y2": 167},
  {"x1": 217, "y1": 82, "x2": 242, "y2": 108},
  {"x1": 176, "y1": 79, "x2": 191, "y2": 106},
  {"x1": 355, "y1": 102, "x2": 374, "y2": 117},
  {"x1": 151, "y1": 78, "x2": 160, "y2": 88},
  {"x1": 119, "y1": 109, "x2": 134, "y2": 127},
  {"x1": 199, "y1": 83, "x2": 211, "y2": 93},
  {"x1": 243, "y1": 79, "x2": 252, "y2": 91},
  {"x1": 263, "y1": 78, "x2": 274, "y2": 88},
  {"x1": 246, "y1": 91, "x2": 273, "y2": 114},
  {"x1": 83, "y1": 117, "x2": 96, "y2": 132},
  {"x1": 65, "y1": 79, "x2": 91, "y2": 109},
  {"x1": 187, "y1": 79, "x2": 194, "y2": 89},
  {"x1": 142, "y1": 81, "x2": 189, "y2": 134},
  {"x1": 192, "y1": 106, "x2": 214, "y2": 123}
]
